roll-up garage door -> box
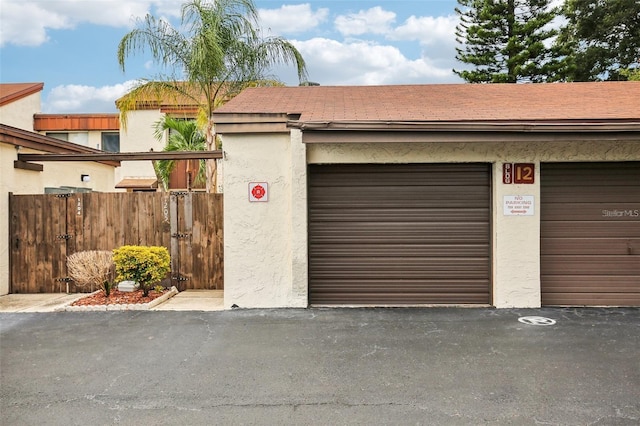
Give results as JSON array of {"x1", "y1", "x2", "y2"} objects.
[
  {"x1": 308, "y1": 164, "x2": 491, "y2": 305},
  {"x1": 541, "y1": 162, "x2": 640, "y2": 306}
]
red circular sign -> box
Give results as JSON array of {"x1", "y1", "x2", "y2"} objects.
[{"x1": 251, "y1": 185, "x2": 266, "y2": 199}]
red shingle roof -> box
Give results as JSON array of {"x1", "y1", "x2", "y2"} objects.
[{"x1": 214, "y1": 82, "x2": 640, "y2": 122}]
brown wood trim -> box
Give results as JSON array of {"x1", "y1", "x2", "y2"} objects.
[
  {"x1": 33, "y1": 114, "x2": 119, "y2": 131},
  {"x1": 301, "y1": 130, "x2": 640, "y2": 144},
  {"x1": 13, "y1": 160, "x2": 43, "y2": 171},
  {"x1": 292, "y1": 119, "x2": 640, "y2": 132},
  {"x1": 18, "y1": 150, "x2": 222, "y2": 162}
]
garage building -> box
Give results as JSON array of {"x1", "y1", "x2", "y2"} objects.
[{"x1": 214, "y1": 82, "x2": 640, "y2": 308}]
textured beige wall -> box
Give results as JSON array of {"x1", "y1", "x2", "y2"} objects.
[
  {"x1": 222, "y1": 132, "x2": 307, "y2": 308},
  {"x1": 223, "y1": 133, "x2": 639, "y2": 308},
  {"x1": 0, "y1": 143, "x2": 115, "y2": 295},
  {"x1": 0, "y1": 92, "x2": 40, "y2": 130},
  {"x1": 116, "y1": 110, "x2": 165, "y2": 186}
]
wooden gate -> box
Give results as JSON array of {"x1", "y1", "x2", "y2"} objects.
[{"x1": 9, "y1": 192, "x2": 223, "y2": 293}]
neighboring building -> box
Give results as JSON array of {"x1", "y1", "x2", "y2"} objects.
[
  {"x1": 0, "y1": 83, "x2": 117, "y2": 295},
  {"x1": 214, "y1": 82, "x2": 640, "y2": 309},
  {"x1": 34, "y1": 113, "x2": 120, "y2": 152}
]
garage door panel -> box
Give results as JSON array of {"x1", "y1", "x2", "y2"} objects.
[
  {"x1": 541, "y1": 203, "x2": 640, "y2": 221},
  {"x1": 309, "y1": 223, "x2": 490, "y2": 242},
  {"x1": 310, "y1": 243, "x2": 489, "y2": 258},
  {"x1": 541, "y1": 255, "x2": 640, "y2": 275},
  {"x1": 309, "y1": 163, "x2": 491, "y2": 305},
  {"x1": 310, "y1": 165, "x2": 490, "y2": 187},
  {"x1": 310, "y1": 208, "x2": 491, "y2": 222},
  {"x1": 542, "y1": 276, "x2": 640, "y2": 293},
  {"x1": 541, "y1": 187, "x2": 640, "y2": 203},
  {"x1": 311, "y1": 292, "x2": 490, "y2": 305},
  {"x1": 541, "y1": 163, "x2": 640, "y2": 186},
  {"x1": 541, "y1": 221, "x2": 640, "y2": 238},
  {"x1": 541, "y1": 162, "x2": 640, "y2": 306},
  {"x1": 541, "y1": 293, "x2": 640, "y2": 307},
  {"x1": 541, "y1": 238, "x2": 640, "y2": 255},
  {"x1": 310, "y1": 261, "x2": 491, "y2": 279}
]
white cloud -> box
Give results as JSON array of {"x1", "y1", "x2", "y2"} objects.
[
  {"x1": 335, "y1": 6, "x2": 396, "y2": 36},
  {"x1": 0, "y1": 0, "x2": 177, "y2": 47},
  {"x1": 391, "y1": 15, "x2": 458, "y2": 46},
  {"x1": 43, "y1": 81, "x2": 138, "y2": 113},
  {"x1": 293, "y1": 38, "x2": 455, "y2": 86},
  {"x1": 0, "y1": 2, "x2": 72, "y2": 46},
  {"x1": 259, "y1": 4, "x2": 329, "y2": 35}
]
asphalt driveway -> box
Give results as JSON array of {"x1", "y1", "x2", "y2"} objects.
[{"x1": 1, "y1": 308, "x2": 639, "y2": 425}]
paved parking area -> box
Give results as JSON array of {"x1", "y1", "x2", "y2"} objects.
[{"x1": 1, "y1": 308, "x2": 639, "y2": 425}]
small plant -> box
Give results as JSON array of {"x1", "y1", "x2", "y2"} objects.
[
  {"x1": 154, "y1": 285, "x2": 165, "y2": 294},
  {"x1": 102, "y1": 281, "x2": 115, "y2": 298},
  {"x1": 67, "y1": 251, "x2": 115, "y2": 297},
  {"x1": 113, "y1": 245, "x2": 170, "y2": 297}
]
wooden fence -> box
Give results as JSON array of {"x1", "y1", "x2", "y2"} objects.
[{"x1": 9, "y1": 192, "x2": 223, "y2": 293}]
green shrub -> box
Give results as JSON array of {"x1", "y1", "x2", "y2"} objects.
[{"x1": 113, "y1": 246, "x2": 170, "y2": 297}]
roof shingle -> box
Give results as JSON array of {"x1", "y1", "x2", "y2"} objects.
[{"x1": 214, "y1": 82, "x2": 640, "y2": 123}]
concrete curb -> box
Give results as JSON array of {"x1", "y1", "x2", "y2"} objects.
[{"x1": 55, "y1": 286, "x2": 179, "y2": 312}]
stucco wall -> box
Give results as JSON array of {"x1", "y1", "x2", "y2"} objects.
[
  {"x1": 116, "y1": 109, "x2": 165, "y2": 185},
  {"x1": 0, "y1": 92, "x2": 40, "y2": 130},
  {"x1": 0, "y1": 143, "x2": 115, "y2": 295},
  {"x1": 223, "y1": 132, "x2": 639, "y2": 309},
  {"x1": 223, "y1": 132, "x2": 307, "y2": 308}
]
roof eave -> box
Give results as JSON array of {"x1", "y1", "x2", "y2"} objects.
[{"x1": 288, "y1": 120, "x2": 640, "y2": 133}]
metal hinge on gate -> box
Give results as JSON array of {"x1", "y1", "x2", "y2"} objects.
[
  {"x1": 55, "y1": 277, "x2": 73, "y2": 282},
  {"x1": 55, "y1": 193, "x2": 72, "y2": 198},
  {"x1": 56, "y1": 234, "x2": 73, "y2": 240},
  {"x1": 171, "y1": 233, "x2": 191, "y2": 239},
  {"x1": 171, "y1": 191, "x2": 189, "y2": 196},
  {"x1": 172, "y1": 275, "x2": 190, "y2": 282}
]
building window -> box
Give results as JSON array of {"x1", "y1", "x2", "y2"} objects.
[
  {"x1": 101, "y1": 132, "x2": 120, "y2": 152},
  {"x1": 46, "y1": 132, "x2": 89, "y2": 146},
  {"x1": 46, "y1": 132, "x2": 68, "y2": 141}
]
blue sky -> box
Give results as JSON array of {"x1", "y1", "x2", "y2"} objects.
[{"x1": 1, "y1": 0, "x2": 464, "y2": 113}]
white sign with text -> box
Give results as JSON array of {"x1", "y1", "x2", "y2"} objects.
[{"x1": 503, "y1": 195, "x2": 534, "y2": 216}]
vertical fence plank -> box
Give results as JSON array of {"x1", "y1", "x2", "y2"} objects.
[
  {"x1": 9, "y1": 194, "x2": 29, "y2": 293},
  {"x1": 190, "y1": 193, "x2": 206, "y2": 289},
  {"x1": 170, "y1": 193, "x2": 180, "y2": 289},
  {"x1": 180, "y1": 193, "x2": 194, "y2": 289},
  {"x1": 48, "y1": 195, "x2": 67, "y2": 293}
]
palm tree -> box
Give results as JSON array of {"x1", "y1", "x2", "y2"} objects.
[
  {"x1": 117, "y1": 0, "x2": 308, "y2": 192},
  {"x1": 153, "y1": 116, "x2": 206, "y2": 191}
]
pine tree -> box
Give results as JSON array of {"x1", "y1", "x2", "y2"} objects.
[{"x1": 454, "y1": 0, "x2": 561, "y2": 83}]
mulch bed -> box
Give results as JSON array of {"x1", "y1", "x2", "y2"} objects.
[{"x1": 71, "y1": 289, "x2": 169, "y2": 306}]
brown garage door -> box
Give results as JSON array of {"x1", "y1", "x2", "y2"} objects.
[
  {"x1": 308, "y1": 164, "x2": 491, "y2": 305},
  {"x1": 541, "y1": 162, "x2": 640, "y2": 306}
]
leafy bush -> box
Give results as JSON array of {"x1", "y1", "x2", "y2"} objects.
[
  {"x1": 67, "y1": 250, "x2": 115, "y2": 297},
  {"x1": 113, "y1": 246, "x2": 170, "y2": 297}
]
